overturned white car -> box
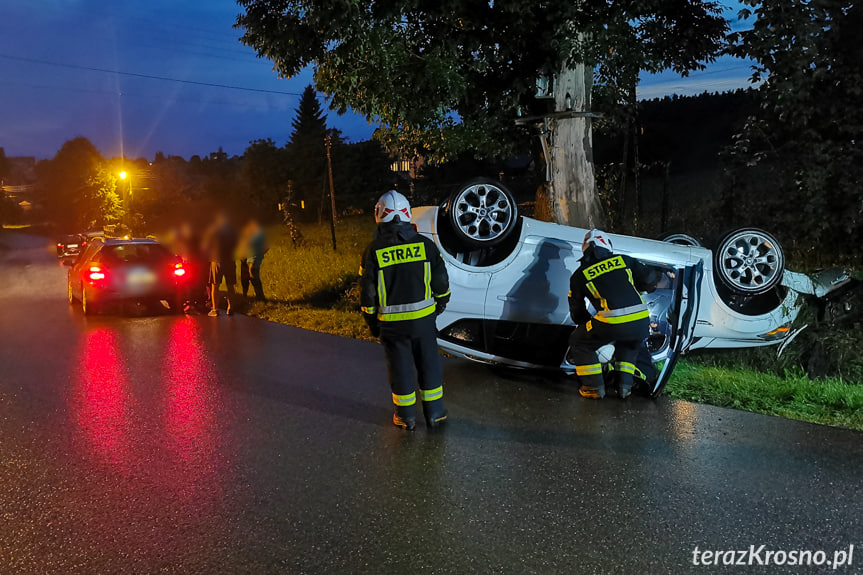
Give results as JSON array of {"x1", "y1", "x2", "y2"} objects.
[{"x1": 413, "y1": 179, "x2": 856, "y2": 397}]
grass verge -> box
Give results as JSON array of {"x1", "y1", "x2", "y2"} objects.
[
  {"x1": 667, "y1": 361, "x2": 863, "y2": 431},
  {"x1": 246, "y1": 219, "x2": 863, "y2": 432}
]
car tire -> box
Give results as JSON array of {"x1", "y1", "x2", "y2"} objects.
[
  {"x1": 714, "y1": 228, "x2": 785, "y2": 295},
  {"x1": 445, "y1": 178, "x2": 518, "y2": 249},
  {"x1": 82, "y1": 287, "x2": 98, "y2": 316},
  {"x1": 660, "y1": 232, "x2": 703, "y2": 247}
]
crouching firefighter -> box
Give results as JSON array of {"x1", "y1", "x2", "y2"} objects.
[
  {"x1": 567, "y1": 230, "x2": 658, "y2": 399},
  {"x1": 360, "y1": 191, "x2": 451, "y2": 430}
]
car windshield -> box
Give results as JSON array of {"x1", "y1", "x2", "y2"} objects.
[{"x1": 101, "y1": 244, "x2": 171, "y2": 264}]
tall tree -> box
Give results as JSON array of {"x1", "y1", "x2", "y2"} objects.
[
  {"x1": 81, "y1": 168, "x2": 124, "y2": 229},
  {"x1": 35, "y1": 137, "x2": 104, "y2": 230},
  {"x1": 286, "y1": 85, "x2": 328, "y2": 220},
  {"x1": 726, "y1": 0, "x2": 863, "y2": 257},
  {"x1": 237, "y1": 0, "x2": 727, "y2": 227},
  {"x1": 243, "y1": 138, "x2": 292, "y2": 214}
]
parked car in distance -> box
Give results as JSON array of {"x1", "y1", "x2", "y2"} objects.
[
  {"x1": 56, "y1": 234, "x2": 87, "y2": 259},
  {"x1": 67, "y1": 237, "x2": 188, "y2": 315}
]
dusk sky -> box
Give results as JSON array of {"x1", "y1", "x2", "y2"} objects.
[{"x1": 0, "y1": 0, "x2": 754, "y2": 160}]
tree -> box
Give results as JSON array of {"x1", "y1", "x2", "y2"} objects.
[
  {"x1": 36, "y1": 137, "x2": 104, "y2": 230},
  {"x1": 725, "y1": 0, "x2": 863, "y2": 259},
  {"x1": 243, "y1": 138, "x2": 292, "y2": 214},
  {"x1": 286, "y1": 85, "x2": 328, "y2": 220},
  {"x1": 237, "y1": 0, "x2": 727, "y2": 227},
  {"x1": 81, "y1": 168, "x2": 124, "y2": 229}
]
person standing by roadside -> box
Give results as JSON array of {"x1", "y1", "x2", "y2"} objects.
[
  {"x1": 239, "y1": 218, "x2": 269, "y2": 301},
  {"x1": 202, "y1": 211, "x2": 239, "y2": 317},
  {"x1": 360, "y1": 191, "x2": 451, "y2": 430}
]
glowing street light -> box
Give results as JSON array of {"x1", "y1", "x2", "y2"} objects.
[{"x1": 118, "y1": 171, "x2": 127, "y2": 180}]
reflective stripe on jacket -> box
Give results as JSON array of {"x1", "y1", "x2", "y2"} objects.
[{"x1": 569, "y1": 252, "x2": 657, "y2": 326}]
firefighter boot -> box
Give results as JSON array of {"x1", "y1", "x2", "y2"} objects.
[
  {"x1": 393, "y1": 405, "x2": 417, "y2": 431},
  {"x1": 578, "y1": 373, "x2": 606, "y2": 399},
  {"x1": 422, "y1": 399, "x2": 448, "y2": 429}
]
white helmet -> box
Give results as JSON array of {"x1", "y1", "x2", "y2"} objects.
[
  {"x1": 583, "y1": 229, "x2": 613, "y2": 253},
  {"x1": 375, "y1": 190, "x2": 412, "y2": 223}
]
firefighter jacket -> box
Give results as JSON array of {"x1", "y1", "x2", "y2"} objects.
[
  {"x1": 361, "y1": 222, "x2": 450, "y2": 322},
  {"x1": 569, "y1": 247, "x2": 658, "y2": 326}
]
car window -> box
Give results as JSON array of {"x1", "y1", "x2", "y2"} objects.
[
  {"x1": 101, "y1": 244, "x2": 171, "y2": 264},
  {"x1": 77, "y1": 242, "x2": 101, "y2": 265}
]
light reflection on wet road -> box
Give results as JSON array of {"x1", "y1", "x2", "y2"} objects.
[{"x1": 1, "y1": 232, "x2": 862, "y2": 574}]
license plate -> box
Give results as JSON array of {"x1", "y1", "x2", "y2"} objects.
[
  {"x1": 67, "y1": 244, "x2": 78, "y2": 249},
  {"x1": 127, "y1": 269, "x2": 157, "y2": 289}
]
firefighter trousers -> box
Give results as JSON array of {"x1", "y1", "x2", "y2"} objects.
[
  {"x1": 567, "y1": 317, "x2": 649, "y2": 392},
  {"x1": 379, "y1": 313, "x2": 445, "y2": 420}
]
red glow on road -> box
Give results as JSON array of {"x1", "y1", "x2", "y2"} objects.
[
  {"x1": 164, "y1": 318, "x2": 222, "y2": 503},
  {"x1": 73, "y1": 327, "x2": 132, "y2": 468}
]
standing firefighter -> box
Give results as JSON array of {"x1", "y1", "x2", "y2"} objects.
[
  {"x1": 567, "y1": 230, "x2": 658, "y2": 399},
  {"x1": 361, "y1": 191, "x2": 451, "y2": 430}
]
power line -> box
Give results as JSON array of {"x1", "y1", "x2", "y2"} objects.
[
  {"x1": 0, "y1": 79, "x2": 294, "y2": 110},
  {"x1": 0, "y1": 53, "x2": 301, "y2": 96}
]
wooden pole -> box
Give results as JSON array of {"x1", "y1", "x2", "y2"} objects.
[{"x1": 325, "y1": 135, "x2": 337, "y2": 251}]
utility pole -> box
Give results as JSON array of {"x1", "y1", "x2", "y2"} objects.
[{"x1": 325, "y1": 134, "x2": 337, "y2": 251}]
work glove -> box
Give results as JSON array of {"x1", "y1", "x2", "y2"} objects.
[
  {"x1": 435, "y1": 292, "x2": 450, "y2": 316},
  {"x1": 364, "y1": 313, "x2": 381, "y2": 338}
]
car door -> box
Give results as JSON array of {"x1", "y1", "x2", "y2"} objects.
[
  {"x1": 71, "y1": 242, "x2": 101, "y2": 298},
  {"x1": 650, "y1": 261, "x2": 703, "y2": 398},
  {"x1": 484, "y1": 235, "x2": 580, "y2": 325}
]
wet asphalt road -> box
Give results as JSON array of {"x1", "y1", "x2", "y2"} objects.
[{"x1": 1, "y1": 231, "x2": 862, "y2": 575}]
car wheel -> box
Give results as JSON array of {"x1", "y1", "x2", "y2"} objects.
[
  {"x1": 714, "y1": 228, "x2": 785, "y2": 295},
  {"x1": 446, "y1": 178, "x2": 518, "y2": 249},
  {"x1": 660, "y1": 232, "x2": 703, "y2": 247},
  {"x1": 82, "y1": 287, "x2": 98, "y2": 315}
]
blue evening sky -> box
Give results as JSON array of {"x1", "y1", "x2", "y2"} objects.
[{"x1": 0, "y1": 0, "x2": 753, "y2": 159}]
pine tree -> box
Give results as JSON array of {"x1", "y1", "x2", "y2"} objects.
[{"x1": 287, "y1": 85, "x2": 328, "y2": 220}]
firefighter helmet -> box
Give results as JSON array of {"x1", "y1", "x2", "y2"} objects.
[
  {"x1": 375, "y1": 190, "x2": 412, "y2": 223},
  {"x1": 583, "y1": 229, "x2": 613, "y2": 253}
]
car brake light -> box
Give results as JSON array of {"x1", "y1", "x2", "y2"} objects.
[
  {"x1": 89, "y1": 266, "x2": 105, "y2": 281},
  {"x1": 173, "y1": 263, "x2": 186, "y2": 277}
]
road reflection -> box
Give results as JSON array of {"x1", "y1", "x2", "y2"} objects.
[
  {"x1": 164, "y1": 318, "x2": 223, "y2": 504},
  {"x1": 70, "y1": 318, "x2": 231, "y2": 520},
  {"x1": 73, "y1": 327, "x2": 133, "y2": 468}
]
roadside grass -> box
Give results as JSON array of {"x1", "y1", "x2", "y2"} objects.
[
  {"x1": 241, "y1": 217, "x2": 377, "y2": 341},
  {"x1": 667, "y1": 361, "x2": 863, "y2": 431},
  {"x1": 244, "y1": 220, "x2": 863, "y2": 431}
]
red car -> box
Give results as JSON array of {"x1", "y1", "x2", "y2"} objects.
[{"x1": 67, "y1": 237, "x2": 188, "y2": 315}]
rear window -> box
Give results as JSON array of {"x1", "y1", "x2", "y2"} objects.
[{"x1": 101, "y1": 244, "x2": 171, "y2": 264}]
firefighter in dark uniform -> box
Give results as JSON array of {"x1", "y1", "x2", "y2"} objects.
[
  {"x1": 360, "y1": 191, "x2": 451, "y2": 430},
  {"x1": 567, "y1": 230, "x2": 659, "y2": 399}
]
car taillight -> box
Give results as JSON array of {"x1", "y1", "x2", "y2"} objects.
[
  {"x1": 173, "y1": 263, "x2": 186, "y2": 277},
  {"x1": 89, "y1": 266, "x2": 105, "y2": 281},
  {"x1": 57, "y1": 243, "x2": 63, "y2": 248},
  {"x1": 81, "y1": 241, "x2": 87, "y2": 247}
]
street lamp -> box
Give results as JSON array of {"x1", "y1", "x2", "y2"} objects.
[{"x1": 119, "y1": 171, "x2": 127, "y2": 180}]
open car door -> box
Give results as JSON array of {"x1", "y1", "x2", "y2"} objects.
[{"x1": 650, "y1": 261, "x2": 703, "y2": 398}]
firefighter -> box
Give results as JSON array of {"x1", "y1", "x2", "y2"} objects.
[
  {"x1": 567, "y1": 229, "x2": 659, "y2": 399},
  {"x1": 360, "y1": 191, "x2": 451, "y2": 430}
]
